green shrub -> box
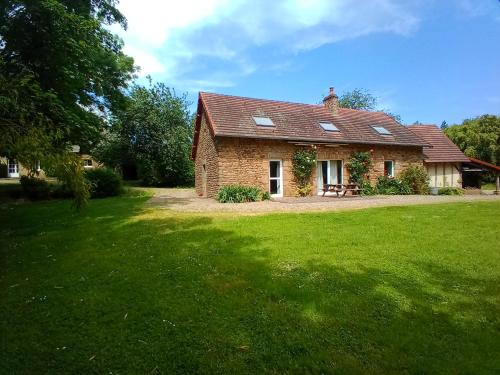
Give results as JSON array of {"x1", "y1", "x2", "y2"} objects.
[
  {"x1": 51, "y1": 183, "x2": 74, "y2": 199},
  {"x1": 217, "y1": 185, "x2": 267, "y2": 203},
  {"x1": 375, "y1": 176, "x2": 411, "y2": 195},
  {"x1": 438, "y1": 187, "x2": 464, "y2": 195},
  {"x1": 360, "y1": 181, "x2": 376, "y2": 196},
  {"x1": 261, "y1": 191, "x2": 271, "y2": 201},
  {"x1": 84, "y1": 168, "x2": 123, "y2": 198},
  {"x1": 20, "y1": 176, "x2": 51, "y2": 200},
  {"x1": 296, "y1": 183, "x2": 313, "y2": 197},
  {"x1": 399, "y1": 165, "x2": 430, "y2": 194},
  {"x1": 346, "y1": 152, "x2": 372, "y2": 185}
]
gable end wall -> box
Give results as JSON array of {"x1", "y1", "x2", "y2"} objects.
[{"x1": 194, "y1": 114, "x2": 219, "y2": 197}]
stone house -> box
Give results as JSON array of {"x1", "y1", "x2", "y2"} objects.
[
  {"x1": 191, "y1": 88, "x2": 428, "y2": 198},
  {"x1": 0, "y1": 147, "x2": 98, "y2": 179},
  {"x1": 0, "y1": 157, "x2": 44, "y2": 178}
]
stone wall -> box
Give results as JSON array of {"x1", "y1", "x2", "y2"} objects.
[
  {"x1": 212, "y1": 138, "x2": 424, "y2": 197},
  {"x1": 194, "y1": 114, "x2": 219, "y2": 197}
]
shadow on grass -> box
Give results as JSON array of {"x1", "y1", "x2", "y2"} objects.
[{"x1": 1, "y1": 199, "x2": 499, "y2": 374}]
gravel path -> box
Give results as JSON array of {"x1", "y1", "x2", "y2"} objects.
[{"x1": 147, "y1": 188, "x2": 499, "y2": 214}]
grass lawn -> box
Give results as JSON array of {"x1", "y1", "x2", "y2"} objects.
[
  {"x1": 1, "y1": 195, "x2": 499, "y2": 374},
  {"x1": 482, "y1": 183, "x2": 497, "y2": 190}
]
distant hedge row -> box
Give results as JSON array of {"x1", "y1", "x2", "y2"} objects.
[{"x1": 17, "y1": 168, "x2": 123, "y2": 201}]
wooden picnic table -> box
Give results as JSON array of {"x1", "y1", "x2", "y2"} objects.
[{"x1": 322, "y1": 183, "x2": 362, "y2": 197}]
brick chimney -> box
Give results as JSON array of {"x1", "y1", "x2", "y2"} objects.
[{"x1": 323, "y1": 86, "x2": 339, "y2": 114}]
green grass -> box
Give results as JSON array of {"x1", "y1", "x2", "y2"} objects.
[
  {"x1": 482, "y1": 183, "x2": 497, "y2": 190},
  {"x1": 1, "y1": 196, "x2": 499, "y2": 374}
]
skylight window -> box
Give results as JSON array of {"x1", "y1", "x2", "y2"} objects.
[
  {"x1": 319, "y1": 122, "x2": 339, "y2": 132},
  {"x1": 253, "y1": 116, "x2": 274, "y2": 127},
  {"x1": 372, "y1": 126, "x2": 392, "y2": 135}
]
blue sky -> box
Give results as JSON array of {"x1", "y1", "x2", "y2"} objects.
[{"x1": 112, "y1": 0, "x2": 500, "y2": 125}]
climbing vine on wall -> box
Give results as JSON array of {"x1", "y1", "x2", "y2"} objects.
[
  {"x1": 346, "y1": 151, "x2": 372, "y2": 185},
  {"x1": 292, "y1": 147, "x2": 317, "y2": 196}
]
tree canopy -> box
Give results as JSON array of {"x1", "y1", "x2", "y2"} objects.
[
  {"x1": 337, "y1": 88, "x2": 402, "y2": 123},
  {"x1": 93, "y1": 81, "x2": 194, "y2": 187},
  {"x1": 444, "y1": 115, "x2": 500, "y2": 165},
  {"x1": 0, "y1": 0, "x2": 135, "y2": 207},
  {"x1": 338, "y1": 88, "x2": 377, "y2": 111}
]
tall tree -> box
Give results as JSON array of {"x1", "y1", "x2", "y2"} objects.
[
  {"x1": 0, "y1": 0, "x2": 135, "y2": 207},
  {"x1": 338, "y1": 88, "x2": 377, "y2": 111},
  {"x1": 444, "y1": 115, "x2": 500, "y2": 165},
  {"x1": 337, "y1": 88, "x2": 402, "y2": 123},
  {"x1": 93, "y1": 81, "x2": 194, "y2": 187}
]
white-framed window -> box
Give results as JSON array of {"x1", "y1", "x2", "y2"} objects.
[
  {"x1": 317, "y1": 160, "x2": 343, "y2": 194},
  {"x1": 384, "y1": 160, "x2": 394, "y2": 177},
  {"x1": 269, "y1": 160, "x2": 283, "y2": 197},
  {"x1": 83, "y1": 159, "x2": 93, "y2": 168},
  {"x1": 7, "y1": 159, "x2": 19, "y2": 178}
]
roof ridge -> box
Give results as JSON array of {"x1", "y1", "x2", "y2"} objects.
[
  {"x1": 201, "y1": 92, "x2": 407, "y2": 118},
  {"x1": 338, "y1": 107, "x2": 386, "y2": 115},
  {"x1": 408, "y1": 124, "x2": 438, "y2": 128},
  {"x1": 200, "y1": 91, "x2": 323, "y2": 109}
]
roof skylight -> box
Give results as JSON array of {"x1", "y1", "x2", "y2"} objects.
[
  {"x1": 319, "y1": 122, "x2": 339, "y2": 132},
  {"x1": 253, "y1": 116, "x2": 274, "y2": 127},
  {"x1": 372, "y1": 126, "x2": 392, "y2": 135}
]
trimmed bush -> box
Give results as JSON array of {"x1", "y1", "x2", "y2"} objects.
[
  {"x1": 375, "y1": 176, "x2": 411, "y2": 195},
  {"x1": 438, "y1": 187, "x2": 464, "y2": 195},
  {"x1": 85, "y1": 168, "x2": 123, "y2": 198},
  {"x1": 217, "y1": 185, "x2": 267, "y2": 203},
  {"x1": 20, "y1": 176, "x2": 51, "y2": 200},
  {"x1": 399, "y1": 165, "x2": 430, "y2": 194}
]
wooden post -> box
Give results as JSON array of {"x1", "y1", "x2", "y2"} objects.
[{"x1": 496, "y1": 173, "x2": 499, "y2": 195}]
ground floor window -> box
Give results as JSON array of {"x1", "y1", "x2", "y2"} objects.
[
  {"x1": 83, "y1": 159, "x2": 93, "y2": 168},
  {"x1": 384, "y1": 160, "x2": 394, "y2": 177},
  {"x1": 317, "y1": 160, "x2": 343, "y2": 193},
  {"x1": 269, "y1": 160, "x2": 282, "y2": 197},
  {"x1": 8, "y1": 159, "x2": 19, "y2": 177}
]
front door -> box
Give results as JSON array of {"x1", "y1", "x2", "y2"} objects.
[
  {"x1": 8, "y1": 159, "x2": 19, "y2": 178},
  {"x1": 269, "y1": 160, "x2": 283, "y2": 197}
]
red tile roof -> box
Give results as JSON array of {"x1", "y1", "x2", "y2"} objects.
[
  {"x1": 468, "y1": 157, "x2": 500, "y2": 172},
  {"x1": 192, "y1": 92, "x2": 427, "y2": 158},
  {"x1": 408, "y1": 125, "x2": 470, "y2": 163}
]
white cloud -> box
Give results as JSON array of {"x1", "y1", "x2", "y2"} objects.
[
  {"x1": 123, "y1": 46, "x2": 165, "y2": 76},
  {"x1": 113, "y1": 0, "x2": 422, "y2": 87}
]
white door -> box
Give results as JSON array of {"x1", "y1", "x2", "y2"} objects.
[
  {"x1": 269, "y1": 160, "x2": 283, "y2": 197},
  {"x1": 8, "y1": 159, "x2": 19, "y2": 178}
]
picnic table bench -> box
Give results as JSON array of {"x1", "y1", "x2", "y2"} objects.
[{"x1": 322, "y1": 183, "x2": 362, "y2": 197}]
